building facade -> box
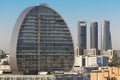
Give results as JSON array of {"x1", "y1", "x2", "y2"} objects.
[
  {"x1": 100, "y1": 50, "x2": 113, "y2": 62},
  {"x1": 84, "y1": 49, "x2": 97, "y2": 56},
  {"x1": 10, "y1": 4, "x2": 74, "y2": 74},
  {"x1": 77, "y1": 21, "x2": 87, "y2": 54},
  {"x1": 0, "y1": 74, "x2": 83, "y2": 80},
  {"x1": 90, "y1": 67, "x2": 120, "y2": 80},
  {"x1": 85, "y1": 56, "x2": 98, "y2": 67},
  {"x1": 72, "y1": 56, "x2": 83, "y2": 73},
  {"x1": 101, "y1": 20, "x2": 112, "y2": 51},
  {"x1": 85, "y1": 56, "x2": 108, "y2": 67},
  {"x1": 90, "y1": 22, "x2": 98, "y2": 50},
  {"x1": 113, "y1": 49, "x2": 120, "y2": 59},
  {"x1": 73, "y1": 55, "x2": 108, "y2": 68}
]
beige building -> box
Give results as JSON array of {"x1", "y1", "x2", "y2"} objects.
[
  {"x1": 90, "y1": 67, "x2": 120, "y2": 80},
  {"x1": 84, "y1": 48, "x2": 97, "y2": 56}
]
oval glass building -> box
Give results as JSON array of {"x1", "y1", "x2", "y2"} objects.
[{"x1": 10, "y1": 4, "x2": 74, "y2": 74}]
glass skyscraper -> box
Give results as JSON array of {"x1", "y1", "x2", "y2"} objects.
[
  {"x1": 10, "y1": 4, "x2": 74, "y2": 74},
  {"x1": 77, "y1": 21, "x2": 87, "y2": 54},
  {"x1": 101, "y1": 20, "x2": 112, "y2": 51},
  {"x1": 90, "y1": 22, "x2": 98, "y2": 50}
]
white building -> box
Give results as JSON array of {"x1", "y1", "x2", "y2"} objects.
[
  {"x1": 85, "y1": 56, "x2": 98, "y2": 67},
  {"x1": 0, "y1": 65, "x2": 10, "y2": 71},
  {"x1": 85, "y1": 55, "x2": 108, "y2": 67},
  {"x1": 0, "y1": 65, "x2": 11, "y2": 74},
  {"x1": 72, "y1": 56, "x2": 83, "y2": 73},
  {"x1": 74, "y1": 56, "x2": 82, "y2": 67}
]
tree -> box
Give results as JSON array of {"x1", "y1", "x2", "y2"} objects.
[
  {"x1": 108, "y1": 60, "x2": 120, "y2": 66},
  {"x1": 2, "y1": 61, "x2": 9, "y2": 65}
]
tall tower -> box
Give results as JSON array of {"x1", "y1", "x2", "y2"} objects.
[
  {"x1": 77, "y1": 21, "x2": 87, "y2": 54},
  {"x1": 10, "y1": 4, "x2": 74, "y2": 74},
  {"x1": 90, "y1": 22, "x2": 98, "y2": 50},
  {"x1": 101, "y1": 20, "x2": 112, "y2": 50}
]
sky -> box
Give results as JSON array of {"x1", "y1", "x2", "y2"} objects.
[{"x1": 0, "y1": 0, "x2": 120, "y2": 53}]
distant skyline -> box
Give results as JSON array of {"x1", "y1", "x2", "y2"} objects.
[{"x1": 1, "y1": 0, "x2": 120, "y2": 52}]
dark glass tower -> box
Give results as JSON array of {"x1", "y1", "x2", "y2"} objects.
[
  {"x1": 10, "y1": 4, "x2": 74, "y2": 74},
  {"x1": 77, "y1": 21, "x2": 87, "y2": 54},
  {"x1": 101, "y1": 20, "x2": 112, "y2": 50},
  {"x1": 90, "y1": 22, "x2": 98, "y2": 50}
]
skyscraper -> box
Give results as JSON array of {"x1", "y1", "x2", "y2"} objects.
[
  {"x1": 77, "y1": 21, "x2": 87, "y2": 54},
  {"x1": 101, "y1": 20, "x2": 112, "y2": 51},
  {"x1": 10, "y1": 4, "x2": 74, "y2": 74},
  {"x1": 90, "y1": 22, "x2": 98, "y2": 50}
]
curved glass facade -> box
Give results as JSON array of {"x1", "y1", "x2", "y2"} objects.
[
  {"x1": 101, "y1": 20, "x2": 112, "y2": 51},
  {"x1": 10, "y1": 5, "x2": 74, "y2": 74}
]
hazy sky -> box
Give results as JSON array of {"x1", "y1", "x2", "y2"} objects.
[{"x1": 0, "y1": 0, "x2": 120, "y2": 53}]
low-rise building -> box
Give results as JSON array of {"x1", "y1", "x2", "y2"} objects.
[
  {"x1": 74, "y1": 47, "x2": 83, "y2": 56},
  {"x1": 85, "y1": 55, "x2": 108, "y2": 67},
  {"x1": 90, "y1": 67, "x2": 120, "y2": 80},
  {"x1": 100, "y1": 50, "x2": 113, "y2": 62},
  {"x1": 0, "y1": 65, "x2": 10, "y2": 71},
  {"x1": 113, "y1": 49, "x2": 120, "y2": 60},
  {"x1": 84, "y1": 48, "x2": 97, "y2": 56},
  {"x1": 0, "y1": 74, "x2": 83, "y2": 80},
  {"x1": 0, "y1": 65, "x2": 11, "y2": 74},
  {"x1": 72, "y1": 55, "x2": 108, "y2": 72},
  {"x1": 85, "y1": 56, "x2": 98, "y2": 67},
  {"x1": 74, "y1": 56, "x2": 82, "y2": 67},
  {"x1": 72, "y1": 56, "x2": 84, "y2": 73}
]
